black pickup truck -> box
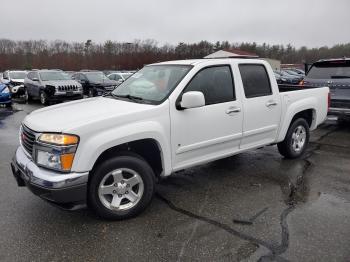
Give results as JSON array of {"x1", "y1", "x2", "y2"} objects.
[{"x1": 302, "y1": 58, "x2": 350, "y2": 121}]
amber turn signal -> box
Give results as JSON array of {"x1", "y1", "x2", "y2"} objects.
[{"x1": 60, "y1": 153, "x2": 75, "y2": 171}]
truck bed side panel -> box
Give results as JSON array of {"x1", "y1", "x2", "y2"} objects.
[{"x1": 276, "y1": 87, "x2": 329, "y2": 142}]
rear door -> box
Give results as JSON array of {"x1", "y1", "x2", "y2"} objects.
[
  {"x1": 170, "y1": 65, "x2": 243, "y2": 170},
  {"x1": 32, "y1": 72, "x2": 41, "y2": 97},
  {"x1": 25, "y1": 72, "x2": 35, "y2": 95},
  {"x1": 239, "y1": 64, "x2": 282, "y2": 149}
]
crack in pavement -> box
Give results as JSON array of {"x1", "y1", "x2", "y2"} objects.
[
  {"x1": 176, "y1": 183, "x2": 211, "y2": 262},
  {"x1": 156, "y1": 127, "x2": 340, "y2": 261},
  {"x1": 155, "y1": 192, "x2": 275, "y2": 250},
  {"x1": 258, "y1": 126, "x2": 340, "y2": 261}
]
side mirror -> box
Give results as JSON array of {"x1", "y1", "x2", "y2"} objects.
[
  {"x1": 32, "y1": 77, "x2": 39, "y2": 82},
  {"x1": 180, "y1": 91, "x2": 205, "y2": 109}
]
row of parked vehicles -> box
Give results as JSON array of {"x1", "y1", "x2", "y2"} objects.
[
  {"x1": 1, "y1": 59, "x2": 349, "y2": 122},
  {"x1": 1, "y1": 67, "x2": 304, "y2": 107},
  {"x1": 0, "y1": 70, "x2": 134, "y2": 106},
  {"x1": 274, "y1": 68, "x2": 305, "y2": 85}
]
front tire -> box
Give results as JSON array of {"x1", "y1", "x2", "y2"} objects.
[
  {"x1": 88, "y1": 88, "x2": 95, "y2": 97},
  {"x1": 277, "y1": 118, "x2": 310, "y2": 159},
  {"x1": 40, "y1": 91, "x2": 49, "y2": 105},
  {"x1": 88, "y1": 154, "x2": 156, "y2": 220}
]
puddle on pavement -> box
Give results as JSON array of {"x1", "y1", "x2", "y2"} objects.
[{"x1": 0, "y1": 105, "x2": 23, "y2": 128}]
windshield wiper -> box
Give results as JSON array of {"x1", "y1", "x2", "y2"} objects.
[
  {"x1": 331, "y1": 75, "x2": 350, "y2": 79},
  {"x1": 112, "y1": 93, "x2": 144, "y2": 102}
]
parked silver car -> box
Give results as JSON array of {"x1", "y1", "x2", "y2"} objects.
[{"x1": 24, "y1": 70, "x2": 83, "y2": 105}]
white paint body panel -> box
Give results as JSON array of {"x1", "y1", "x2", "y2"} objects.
[{"x1": 22, "y1": 58, "x2": 329, "y2": 176}]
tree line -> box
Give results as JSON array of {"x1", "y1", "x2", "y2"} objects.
[{"x1": 0, "y1": 39, "x2": 349, "y2": 71}]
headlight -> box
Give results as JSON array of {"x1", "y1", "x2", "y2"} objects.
[
  {"x1": 2, "y1": 87, "x2": 10, "y2": 94},
  {"x1": 36, "y1": 150, "x2": 75, "y2": 171},
  {"x1": 36, "y1": 133, "x2": 79, "y2": 171},
  {"x1": 39, "y1": 133, "x2": 79, "y2": 145},
  {"x1": 281, "y1": 78, "x2": 286, "y2": 81}
]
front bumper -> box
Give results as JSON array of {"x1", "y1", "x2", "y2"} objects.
[
  {"x1": 49, "y1": 93, "x2": 84, "y2": 102},
  {"x1": 11, "y1": 146, "x2": 89, "y2": 209}
]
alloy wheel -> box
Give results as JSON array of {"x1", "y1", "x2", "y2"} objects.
[
  {"x1": 291, "y1": 125, "x2": 306, "y2": 152},
  {"x1": 98, "y1": 168, "x2": 144, "y2": 211}
]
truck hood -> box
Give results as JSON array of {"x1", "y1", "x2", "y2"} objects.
[
  {"x1": 90, "y1": 80, "x2": 118, "y2": 86},
  {"x1": 23, "y1": 97, "x2": 153, "y2": 132}
]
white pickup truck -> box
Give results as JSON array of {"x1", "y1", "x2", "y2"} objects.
[{"x1": 11, "y1": 58, "x2": 329, "y2": 219}]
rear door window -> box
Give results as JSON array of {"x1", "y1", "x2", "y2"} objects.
[
  {"x1": 27, "y1": 72, "x2": 34, "y2": 80},
  {"x1": 114, "y1": 74, "x2": 122, "y2": 81},
  {"x1": 239, "y1": 64, "x2": 272, "y2": 98}
]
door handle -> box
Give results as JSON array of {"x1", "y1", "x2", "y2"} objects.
[
  {"x1": 226, "y1": 107, "x2": 241, "y2": 114},
  {"x1": 266, "y1": 101, "x2": 278, "y2": 107}
]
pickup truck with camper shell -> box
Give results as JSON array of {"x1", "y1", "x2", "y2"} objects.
[{"x1": 11, "y1": 58, "x2": 329, "y2": 220}]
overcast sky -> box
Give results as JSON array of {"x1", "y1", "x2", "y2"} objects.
[{"x1": 1, "y1": 0, "x2": 349, "y2": 47}]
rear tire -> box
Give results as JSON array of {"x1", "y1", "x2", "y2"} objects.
[
  {"x1": 88, "y1": 154, "x2": 156, "y2": 220},
  {"x1": 278, "y1": 118, "x2": 310, "y2": 159},
  {"x1": 24, "y1": 88, "x2": 32, "y2": 103}
]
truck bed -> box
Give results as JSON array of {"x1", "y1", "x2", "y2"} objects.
[{"x1": 278, "y1": 84, "x2": 320, "y2": 92}]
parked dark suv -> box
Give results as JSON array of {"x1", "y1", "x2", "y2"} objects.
[
  {"x1": 302, "y1": 58, "x2": 350, "y2": 120},
  {"x1": 24, "y1": 70, "x2": 83, "y2": 105},
  {"x1": 72, "y1": 71, "x2": 118, "y2": 97}
]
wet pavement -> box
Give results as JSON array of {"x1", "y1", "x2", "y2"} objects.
[{"x1": 0, "y1": 102, "x2": 349, "y2": 262}]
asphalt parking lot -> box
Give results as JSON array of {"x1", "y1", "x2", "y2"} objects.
[{"x1": 0, "y1": 102, "x2": 349, "y2": 262}]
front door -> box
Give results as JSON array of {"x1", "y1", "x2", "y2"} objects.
[{"x1": 170, "y1": 65, "x2": 243, "y2": 170}]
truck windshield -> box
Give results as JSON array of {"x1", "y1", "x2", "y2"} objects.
[
  {"x1": 40, "y1": 71, "x2": 71, "y2": 81},
  {"x1": 307, "y1": 61, "x2": 350, "y2": 79},
  {"x1": 9, "y1": 71, "x2": 27, "y2": 79},
  {"x1": 111, "y1": 65, "x2": 192, "y2": 104}
]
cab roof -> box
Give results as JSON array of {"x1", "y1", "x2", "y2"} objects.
[{"x1": 151, "y1": 58, "x2": 264, "y2": 66}]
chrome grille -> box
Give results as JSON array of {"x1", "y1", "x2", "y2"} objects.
[
  {"x1": 21, "y1": 125, "x2": 36, "y2": 156},
  {"x1": 58, "y1": 85, "x2": 78, "y2": 92}
]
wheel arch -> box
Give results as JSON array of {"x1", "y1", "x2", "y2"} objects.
[
  {"x1": 278, "y1": 107, "x2": 316, "y2": 142},
  {"x1": 90, "y1": 138, "x2": 165, "y2": 180}
]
